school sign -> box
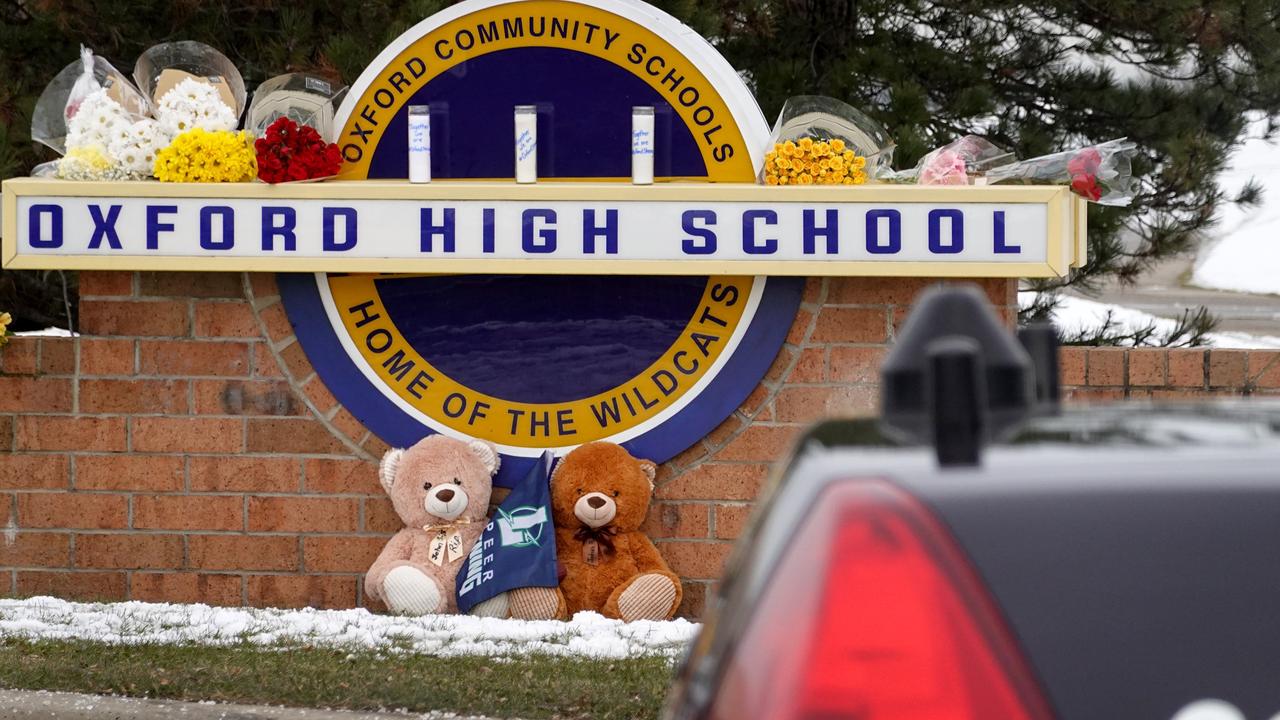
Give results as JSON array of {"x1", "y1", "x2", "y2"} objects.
[
  {"x1": 4, "y1": 181, "x2": 1081, "y2": 277},
  {"x1": 0, "y1": 0, "x2": 1085, "y2": 488}
]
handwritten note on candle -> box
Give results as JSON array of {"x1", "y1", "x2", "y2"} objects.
[
  {"x1": 632, "y1": 129, "x2": 653, "y2": 155},
  {"x1": 517, "y1": 130, "x2": 536, "y2": 161},
  {"x1": 409, "y1": 124, "x2": 430, "y2": 152}
]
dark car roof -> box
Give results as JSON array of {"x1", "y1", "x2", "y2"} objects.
[{"x1": 802, "y1": 399, "x2": 1280, "y2": 451}]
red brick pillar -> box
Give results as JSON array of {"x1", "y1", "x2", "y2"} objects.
[{"x1": 1, "y1": 271, "x2": 387, "y2": 608}]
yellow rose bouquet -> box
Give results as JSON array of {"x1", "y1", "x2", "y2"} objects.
[
  {"x1": 764, "y1": 137, "x2": 867, "y2": 185},
  {"x1": 0, "y1": 311, "x2": 13, "y2": 347},
  {"x1": 154, "y1": 127, "x2": 257, "y2": 183},
  {"x1": 758, "y1": 96, "x2": 894, "y2": 186}
]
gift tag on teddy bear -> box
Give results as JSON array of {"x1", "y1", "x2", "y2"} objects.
[
  {"x1": 583, "y1": 538, "x2": 600, "y2": 566},
  {"x1": 427, "y1": 529, "x2": 448, "y2": 566},
  {"x1": 426, "y1": 528, "x2": 466, "y2": 566},
  {"x1": 446, "y1": 531, "x2": 465, "y2": 563}
]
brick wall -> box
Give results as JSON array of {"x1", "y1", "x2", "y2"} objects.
[
  {"x1": 0, "y1": 272, "x2": 1019, "y2": 616},
  {"x1": 1060, "y1": 346, "x2": 1280, "y2": 400}
]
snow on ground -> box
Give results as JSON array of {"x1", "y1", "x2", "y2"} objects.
[
  {"x1": 13, "y1": 327, "x2": 76, "y2": 337},
  {"x1": 1022, "y1": 292, "x2": 1280, "y2": 349},
  {"x1": 1193, "y1": 113, "x2": 1280, "y2": 295},
  {"x1": 0, "y1": 596, "x2": 699, "y2": 660}
]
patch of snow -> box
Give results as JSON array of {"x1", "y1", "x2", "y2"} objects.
[
  {"x1": 13, "y1": 327, "x2": 77, "y2": 337},
  {"x1": 0, "y1": 597, "x2": 698, "y2": 660},
  {"x1": 1021, "y1": 292, "x2": 1280, "y2": 349},
  {"x1": 1193, "y1": 113, "x2": 1280, "y2": 295}
]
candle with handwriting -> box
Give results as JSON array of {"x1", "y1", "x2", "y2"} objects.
[
  {"x1": 408, "y1": 105, "x2": 431, "y2": 183},
  {"x1": 515, "y1": 105, "x2": 537, "y2": 183},
  {"x1": 632, "y1": 106, "x2": 654, "y2": 185}
]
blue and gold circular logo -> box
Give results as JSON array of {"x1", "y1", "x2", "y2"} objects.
[{"x1": 279, "y1": 0, "x2": 802, "y2": 485}]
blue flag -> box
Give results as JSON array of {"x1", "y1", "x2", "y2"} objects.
[{"x1": 456, "y1": 450, "x2": 559, "y2": 613}]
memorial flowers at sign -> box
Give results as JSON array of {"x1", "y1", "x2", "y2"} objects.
[
  {"x1": 764, "y1": 138, "x2": 867, "y2": 185},
  {"x1": 985, "y1": 138, "x2": 1139, "y2": 206},
  {"x1": 153, "y1": 77, "x2": 239, "y2": 138},
  {"x1": 876, "y1": 131, "x2": 1138, "y2": 205},
  {"x1": 254, "y1": 117, "x2": 343, "y2": 184},
  {"x1": 30, "y1": 42, "x2": 346, "y2": 184},
  {"x1": 0, "y1": 312, "x2": 11, "y2": 347},
  {"x1": 759, "y1": 95, "x2": 895, "y2": 186},
  {"x1": 885, "y1": 135, "x2": 1015, "y2": 187},
  {"x1": 154, "y1": 128, "x2": 257, "y2": 183}
]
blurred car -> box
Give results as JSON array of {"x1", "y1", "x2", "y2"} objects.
[{"x1": 663, "y1": 287, "x2": 1280, "y2": 720}]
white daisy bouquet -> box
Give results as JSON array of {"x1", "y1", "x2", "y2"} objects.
[
  {"x1": 55, "y1": 88, "x2": 170, "y2": 180},
  {"x1": 109, "y1": 119, "x2": 168, "y2": 176},
  {"x1": 65, "y1": 88, "x2": 130, "y2": 154},
  {"x1": 154, "y1": 77, "x2": 239, "y2": 138}
]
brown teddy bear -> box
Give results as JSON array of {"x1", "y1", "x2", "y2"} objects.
[
  {"x1": 365, "y1": 435, "x2": 509, "y2": 617},
  {"x1": 512, "y1": 442, "x2": 682, "y2": 621}
]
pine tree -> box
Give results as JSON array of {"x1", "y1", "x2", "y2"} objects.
[
  {"x1": 0, "y1": 0, "x2": 450, "y2": 329},
  {"x1": 3, "y1": 0, "x2": 1278, "y2": 341},
  {"x1": 655, "y1": 0, "x2": 1280, "y2": 341}
]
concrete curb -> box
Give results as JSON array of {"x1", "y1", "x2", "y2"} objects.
[{"x1": 0, "y1": 689, "x2": 503, "y2": 720}]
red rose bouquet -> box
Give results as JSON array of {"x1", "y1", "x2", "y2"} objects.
[
  {"x1": 986, "y1": 138, "x2": 1137, "y2": 205},
  {"x1": 255, "y1": 116, "x2": 342, "y2": 184}
]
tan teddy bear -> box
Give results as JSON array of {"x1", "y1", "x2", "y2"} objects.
[
  {"x1": 510, "y1": 442, "x2": 683, "y2": 621},
  {"x1": 365, "y1": 435, "x2": 509, "y2": 617}
]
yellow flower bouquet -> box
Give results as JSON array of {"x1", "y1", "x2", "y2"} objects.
[
  {"x1": 154, "y1": 127, "x2": 257, "y2": 183},
  {"x1": 763, "y1": 137, "x2": 868, "y2": 185},
  {"x1": 0, "y1": 311, "x2": 12, "y2": 347},
  {"x1": 758, "y1": 95, "x2": 894, "y2": 186}
]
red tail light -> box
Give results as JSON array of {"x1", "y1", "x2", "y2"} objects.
[{"x1": 708, "y1": 479, "x2": 1055, "y2": 720}]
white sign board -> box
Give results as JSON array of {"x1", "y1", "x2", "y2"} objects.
[{"x1": 2, "y1": 180, "x2": 1084, "y2": 277}]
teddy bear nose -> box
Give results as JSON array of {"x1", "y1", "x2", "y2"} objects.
[
  {"x1": 436, "y1": 488, "x2": 456, "y2": 503},
  {"x1": 587, "y1": 496, "x2": 606, "y2": 509}
]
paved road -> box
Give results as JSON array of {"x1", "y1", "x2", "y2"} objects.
[
  {"x1": 0, "y1": 689, "x2": 506, "y2": 720},
  {"x1": 1071, "y1": 256, "x2": 1280, "y2": 338}
]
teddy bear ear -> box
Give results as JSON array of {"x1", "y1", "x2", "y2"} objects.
[
  {"x1": 378, "y1": 448, "x2": 405, "y2": 493},
  {"x1": 638, "y1": 460, "x2": 657, "y2": 491},
  {"x1": 468, "y1": 439, "x2": 501, "y2": 476}
]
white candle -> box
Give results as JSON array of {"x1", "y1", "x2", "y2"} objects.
[
  {"x1": 515, "y1": 105, "x2": 537, "y2": 183},
  {"x1": 632, "y1": 106, "x2": 654, "y2": 185},
  {"x1": 408, "y1": 105, "x2": 431, "y2": 183}
]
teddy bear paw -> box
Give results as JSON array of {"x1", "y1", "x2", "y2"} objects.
[
  {"x1": 382, "y1": 565, "x2": 445, "y2": 615},
  {"x1": 508, "y1": 587, "x2": 565, "y2": 620},
  {"x1": 468, "y1": 592, "x2": 510, "y2": 618},
  {"x1": 617, "y1": 574, "x2": 678, "y2": 621}
]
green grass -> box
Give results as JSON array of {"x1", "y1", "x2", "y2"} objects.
[{"x1": 0, "y1": 639, "x2": 676, "y2": 720}]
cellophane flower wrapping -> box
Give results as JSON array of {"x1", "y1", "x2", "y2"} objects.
[
  {"x1": 134, "y1": 41, "x2": 246, "y2": 117},
  {"x1": 759, "y1": 95, "x2": 894, "y2": 185},
  {"x1": 31, "y1": 45, "x2": 149, "y2": 156},
  {"x1": 886, "y1": 135, "x2": 1015, "y2": 185},
  {"x1": 246, "y1": 73, "x2": 348, "y2": 142},
  {"x1": 255, "y1": 117, "x2": 343, "y2": 183},
  {"x1": 985, "y1": 138, "x2": 1139, "y2": 205}
]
